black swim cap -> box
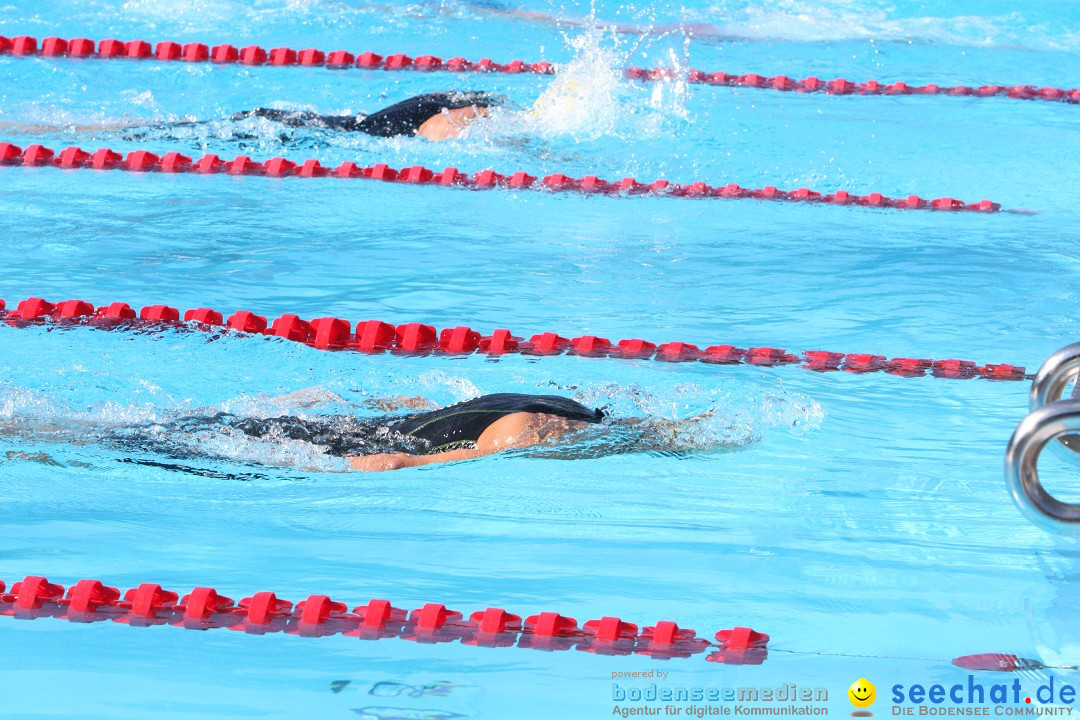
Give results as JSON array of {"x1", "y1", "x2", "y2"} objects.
[{"x1": 355, "y1": 91, "x2": 505, "y2": 137}]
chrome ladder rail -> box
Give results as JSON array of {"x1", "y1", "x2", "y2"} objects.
[
  {"x1": 1006, "y1": 401, "x2": 1080, "y2": 532},
  {"x1": 1030, "y1": 341, "x2": 1080, "y2": 454},
  {"x1": 1007, "y1": 342, "x2": 1080, "y2": 532}
]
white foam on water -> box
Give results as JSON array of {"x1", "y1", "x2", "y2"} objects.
[
  {"x1": 701, "y1": 0, "x2": 1080, "y2": 50},
  {"x1": 574, "y1": 377, "x2": 824, "y2": 450}
]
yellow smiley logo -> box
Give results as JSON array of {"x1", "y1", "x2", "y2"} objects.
[{"x1": 848, "y1": 678, "x2": 876, "y2": 710}]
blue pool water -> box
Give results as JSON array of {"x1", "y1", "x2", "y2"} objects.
[{"x1": 1, "y1": 0, "x2": 1080, "y2": 718}]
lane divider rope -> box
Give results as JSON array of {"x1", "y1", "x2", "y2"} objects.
[
  {"x1": 0, "y1": 575, "x2": 769, "y2": 663},
  {"x1": 0, "y1": 576, "x2": 1043, "y2": 671},
  {"x1": 0, "y1": 296, "x2": 1030, "y2": 382},
  {"x1": 1, "y1": 34, "x2": 1076, "y2": 105},
  {"x1": 634, "y1": 67, "x2": 1079, "y2": 104},
  {"x1": 0, "y1": 142, "x2": 1004, "y2": 214}
]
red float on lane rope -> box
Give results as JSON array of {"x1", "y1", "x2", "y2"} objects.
[
  {"x1": 0, "y1": 574, "x2": 762, "y2": 664},
  {"x1": 0, "y1": 295, "x2": 1029, "y2": 382},
  {"x1": 0, "y1": 141, "x2": 1004, "y2": 214}
]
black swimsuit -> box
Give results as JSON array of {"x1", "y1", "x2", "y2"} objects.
[
  {"x1": 196, "y1": 393, "x2": 602, "y2": 457},
  {"x1": 230, "y1": 108, "x2": 367, "y2": 132},
  {"x1": 388, "y1": 393, "x2": 603, "y2": 452}
]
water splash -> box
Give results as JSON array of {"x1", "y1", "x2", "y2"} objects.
[
  {"x1": 572, "y1": 378, "x2": 823, "y2": 451},
  {"x1": 479, "y1": 21, "x2": 690, "y2": 143},
  {"x1": 525, "y1": 23, "x2": 627, "y2": 141}
]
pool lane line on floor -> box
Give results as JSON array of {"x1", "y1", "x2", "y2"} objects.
[
  {"x1": 1, "y1": 34, "x2": 1077, "y2": 105},
  {"x1": 0, "y1": 297, "x2": 1030, "y2": 382},
  {"x1": 776, "y1": 649, "x2": 1072, "y2": 675},
  {"x1": 0, "y1": 575, "x2": 768, "y2": 664},
  {"x1": 0, "y1": 142, "x2": 1006, "y2": 214}
]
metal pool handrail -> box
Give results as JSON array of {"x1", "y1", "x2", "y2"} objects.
[
  {"x1": 1030, "y1": 341, "x2": 1080, "y2": 455},
  {"x1": 1005, "y1": 400, "x2": 1080, "y2": 532}
]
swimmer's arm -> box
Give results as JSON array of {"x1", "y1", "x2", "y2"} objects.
[
  {"x1": 347, "y1": 412, "x2": 550, "y2": 471},
  {"x1": 363, "y1": 395, "x2": 436, "y2": 411},
  {"x1": 273, "y1": 387, "x2": 344, "y2": 408},
  {"x1": 272, "y1": 387, "x2": 433, "y2": 411},
  {"x1": 348, "y1": 447, "x2": 485, "y2": 471},
  {"x1": 4, "y1": 450, "x2": 64, "y2": 466},
  {"x1": 0, "y1": 120, "x2": 141, "y2": 133}
]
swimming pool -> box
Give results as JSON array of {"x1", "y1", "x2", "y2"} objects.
[{"x1": 2, "y1": 0, "x2": 1080, "y2": 718}]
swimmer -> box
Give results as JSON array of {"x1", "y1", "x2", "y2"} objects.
[
  {"x1": 0, "y1": 91, "x2": 505, "y2": 142},
  {"x1": 1, "y1": 392, "x2": 730, "y2": 472},
  {"x1": 196, "y1": 392, "x2": 605, "y2": 471},
  {"x1": 230, "y1": 91, "x2": 504, "y2": 141}
]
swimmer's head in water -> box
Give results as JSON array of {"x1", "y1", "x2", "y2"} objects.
[{"x1": 356, "y1": 91, "x2": 506, "y2": 139}]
